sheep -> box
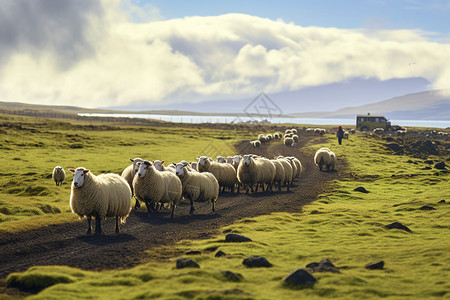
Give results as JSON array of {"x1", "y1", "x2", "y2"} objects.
[
  {"x1": 190, "y1": 162, "x2": 198, "y2": 171},
  {"x1": 237, "y1": 155, "x2": 275, "y2": 193},
  {"x1": 270, "y1": 159, "x2": 285, "y2": 192},
  {"x1": 266, "y1": 134, "x2": 273, "y2": 141},
  {"x1": 250, "y1": 140, "x2": 261, "y2": 148},
  {"x1": 273, "y1": 132, "x2": 282, "y2": 139},
  {"x1": 225, "y1": 156, "x2": 234, "y2": 164},
  {"x1": 286, "y1": 156, "x2": 303, "y2": 178},
  {"x1": 350, "y1": 128, "x2": 356, "y2": 134},
  {"x1": 343, "y1": 131, "x2": 349, "y2": 139},
  {"x1": 258, "y1": 134, "x2": 267, "y2": 144},
  {"x1": 232, "y1": 155, "x2": 242, "y2": 171},
  {"x1": 306, "y1": 128, "x2": 314, "y2": 134},
  {"x1": 373, "y1": 128, "x2": 385, "y2": 135},
  {"x1": 52, "y1": 166, "x2": 65, "y2": 186},
  {"x1": 284, "y1": 137, "x2": 294, "y2": 147},
  {"x1": 121, "y1": 158, "x2": 143, "y2": 209},
  {"x1": 292, "y1": 135, "x2": 299, "y2": 143},
  {"x1": 314, "y1": 147, "x2": 334, "y2": 171},
  {"x1": 198, "y1": 156, "x2": 237, "y2": 193},
  {"x1": 133, "y1": 160, "x2": 182, "y2": 217},
  {"x1": 175, "y1": 163, "x2": 219, "y2": 215},
  {"x1": 69, "y1": 167, "x2": 132, "y2": 235},
  {"x1": 320, "y1": 128, "x2": 326, "y2": 135},
  {"x1": 153, "y1": 160, "x2": 176, "y2": 174},
  {"x1": 291, "y1": 129, "x2": 298, "y2": 134},
  {"x1": 329, "y1": 151, "x2": 337, "y2": 171},
  {"x1": 276, "y1": 157, "x2": 293, "y2": 191},
  {"x1": 216, "y1": 156, "x2": 225, "y2": 163}
]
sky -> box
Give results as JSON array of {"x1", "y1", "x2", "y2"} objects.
[{"x1": 0, "y1": 0, "x2": 449, "y2": 110}]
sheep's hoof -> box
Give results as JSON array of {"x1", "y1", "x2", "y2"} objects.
[{"x1": 189, "y1": 208, "x2": 195, "y2": 215}]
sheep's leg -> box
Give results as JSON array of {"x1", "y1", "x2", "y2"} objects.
[
  {"x1": 189, "y1": 199, "x2": 195, "y2": 215},
  {"x1": 278, "y1": 181, "x2": 282, "y2": 192},
  {"x1": 95, "y1": 215, "x2": 102, "y2": 235},
  {"x1": 211, "y1": 199, "x2": 215, "y2": 213},
  {"x1": 170, "y1": 203, "x2": 176, "y2": 219},
  {"x1": 287, "y1": 182, "x2": 290, "y2": 192},
  {"x1": 86, "y1": 216, "x2": 92, "y2": 235},
  {"x1": 115, "y1": 217, "x2": 119, "y2": 234},
  {"x1": 326, "y1": 164, "x2": 330, "y2": 172},
  {"x1": 255, "y1": 184, "x2": 258, "y2": 193},
  {"x1": 134, "y1": 196, "x2": 140, "y2": 209}
]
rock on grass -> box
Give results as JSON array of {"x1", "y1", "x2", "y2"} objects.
[
  {"x1": 354, "y1": 187, "x2": 369, "y2": 193},
  {"x1": 306, "y1": 258, "x2": 340, "y2": 273},
  {"x1": 283, "y1": 269, "x2": 317, "y2": 287},
  {"x1": 176, "y1": 258, "x2": 199, "y2": 269},
  {"x1": 365, "y1": 261, "x2": 384, "y2": 270},
  {"x1": 385, "y1": 222, "x2": 412, "y2": 233},
  {"x1": 225, "y1": 233, "x2": 252, "y2": 243},
  {"x1": 242, "y1": 256, "x2": 272, "y2": 268}
]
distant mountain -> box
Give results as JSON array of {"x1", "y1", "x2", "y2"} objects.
[
  {"x1": 291, "y1": 90, "x2": 450, "y2": 120},
  {"x1": 104, "y1": 77, "x2": 431, "y2": 114}
]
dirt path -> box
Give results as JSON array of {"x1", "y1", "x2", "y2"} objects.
[{"x1": 0, "y1": 137, "x2": 344, "y2": 279}]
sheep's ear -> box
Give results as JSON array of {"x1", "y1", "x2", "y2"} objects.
[
  {"x1": 130, "y1": 158, "x2": 134, "y2": 162},
  {"x1": 161, "y1": 160, "x2": 165, "y2": 164},
  {"x1": 171, "y1": 162, "x2": 176, "y2": 166},
  {"x1": 83, "y1": 169, "x2": 90, "y2": 174},
  {"x1": 68, "y1": 169, "x2": 75, "y2": 174}
]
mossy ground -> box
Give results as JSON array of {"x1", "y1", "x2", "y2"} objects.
[{"x1": 4, "y1": 122, "x2": 449, "y2": 299}]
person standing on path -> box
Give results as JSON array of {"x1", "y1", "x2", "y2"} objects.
[{"x1": 336, "y1": 126, "x2": 344, "y2": 145}]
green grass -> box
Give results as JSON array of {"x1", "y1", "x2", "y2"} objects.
[
  {"x1": 5, "y1": 126, "x2": 449, "y2": 299},
  {"x1": 0, "y1": 114, "x2": 255, "y2": 234}
]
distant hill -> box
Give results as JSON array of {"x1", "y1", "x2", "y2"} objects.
[{"x1": 291, "y1": 90, "x2": 450, "y2": 120}]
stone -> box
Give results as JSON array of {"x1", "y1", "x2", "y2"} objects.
[
  {"x1": 225, "y1": 233, "x2": 252, "y2": 243},
  {"x1": 283, "y1": 269, "x2": 317, "y2": 286},
  {"x1": 424, "y1": 160, "x2": 434, "y2": 164},
  {"x1": 215, "y1": 250, "x2": 227, "y2": 257},
  {"x1": 354, "y1": 186, "x2": 369, "y2": 193},
  {"x1": 406, "y1": 160, "x2": 413, "y2": 163},
  {"x1": 365, "y1": 260, "x2": 384, "y2": 270},
  {"x1": 385, "y1": 222, "x2": 412, "y2": 233},
  {"x1": 421, "y1": 166, "x2": 432, "y2": 170},
  {"x1": 306, "y1": 258, "x2": 340, "y2": 273},
  {"x1": 220, "y1": 271, "x2": 243, "y2": 282},
  {"x1": 419, "y1": 205, "x2": 436, "y2": 211},
  {"x1": 176, "y1": 258, "x2": 199, "y2": 269},
  {"x1": 242, "y1": 256, "x2": 272, "y2": 268},
  {"x1": 185, "y1": 250, "x2": 201, "y2": 255},
  {"x1": 438, "y1": 200, "x2": 446, "y2": 204},
  {"x1": 434, "y1": 162, "x2": 446, "y2": 170}
]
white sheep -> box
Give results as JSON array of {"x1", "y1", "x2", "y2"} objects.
[
  {"x1": 175, "y1": 163, "x2": 219, "y2": 215},
  {"x1": 121, "y1": 158, "x2": 143, "y2": 209},
  {"x1": 314, "y1": 147, "x2": 335, "y2": 171},
  {"x1": 190, "y1": 162, "x2": 198, "y2": 171},
  {"x1": 153, "y1": 160, "x2": 176, "y2": 174},
  {"x1": 292, "y1": 135, "x2": 299, "y2": 143},
  {"x1": 284, "y1": 137, "x2": 294, "y2": 147},
  {"x1": 270, "y1": 159, "x2": 285, "y2": 192},
  {"x1": 286, "y1": 156, "x2": 302, "y2": 178},
  {"x1": 237, "y1": 155, "x2": 275, "y2": 193},
  {"x1": 198, "y1": 156, "x2": 237, "y2": 193},
  {"x1": 225, "y1": 156, "x2": 234, "y2": 164},
  {"x1": 216, "y1": 156, "x2": 225, "y2": 163},
  {"x1": 52, "y1": 166, "x2": 65, "y2": 186},
  {"x1": 69, "y1": 167, "x2": 132, "y2": 235},
  {"x1": 329, "y1": 151, "x2": 337, "y2": 171},
  {"x1": 343, "y1": 131, "x2": 349, "y2": 139},
  {"x1": 133, "y1": 160, "x2": 182, "y2": 217},
  {"x1": 277, "y1": 157, "x2": 293, "y2": 190},
  {"x1": 250, "y1": 140, "x2": 261, "y2": 148}
]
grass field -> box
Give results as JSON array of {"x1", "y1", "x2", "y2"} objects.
[{"x1": 1, "y1": 114, "x2": 449, "y2": 299}]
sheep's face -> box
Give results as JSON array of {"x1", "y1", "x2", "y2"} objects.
[
  {"x1": 198, "y1": 156, "x2": 208, "y2": 165},
  {"x1": 153, "y1": 160, "x2": 165, "y2": 171},
  {"x1": 131, "y1": 158, "x2": 143, "y2": 174},
  {"x1": 226, "y1": 157, "x2": 233, "y2": 164},
  {"x1": 69, "y1": 168, "x2": 89, "y2": 188},
  {"x1": 243, "y1": 155, "x2": 252, "y2": 166},
  {"x1": 175, "y1": 163, "x2": 185, "y2": 176},
  {"x1": 138, "y1": 161, "x2": 152, "y2": 178},
  {"x1": 190, "y1": 162, "x2": 198, "y2": 170},
  {"x1": 216, "y1": 156, "x2": 224, "y2": 163},
  {"x1": 233, "y1": 155, "x2": 241, "y2": 164}
]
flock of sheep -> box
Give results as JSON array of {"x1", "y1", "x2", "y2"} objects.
[
  {"x1": 250, "y1": 128, "x2": 300, "y2": 148},
  {"x1": 50, "y1": 128, "x2": 338, "y2": 236}
]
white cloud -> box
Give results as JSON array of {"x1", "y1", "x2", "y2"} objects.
[{"x1": 0, "y1": 1, "x2": 449, "y2": 108}]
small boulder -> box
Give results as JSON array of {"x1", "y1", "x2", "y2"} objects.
[
  {"x1": 421, "y1": 166, "x2": 432, "y2": 170},
  {"x1": 220, "y1": 271, "x2": 243, "y2": 282},
  {"x1": 307, "y1": 258, "x2": 340, "y2": 273},
  {"x1": 419, "y1": 205, "x2": 436, "y2": 211},
  {"x1": 406, "y1": 160, "x2": 413, "y2": 163},
  {"x1": 424, "y1": 160, "x2": 434, "y2": 164},
  {"x1": 438, "y1": 200, "x2": 446, "y2": 204},
  {"x1": 225, "y1": 233, "x2": 252, "y2": 243},
  {"x1": 434, "y1": 162, "x2": 446, "y2": 170},
  {"x1": 185, "y1": 250, "x2": 201, "y2": 255},
  {"x1": 354, "y1": 187, "x2": 369, "y2": 193},
  {"x1": 385, "y1": 222, "x2": 412, "y2": 233},
  {"x1": 242, "y1": 256, "x2": 272, "y2": 268},
  {"x1": 176, "y1": 258, "x2": 199, "y2": 269},
  {"x1": 365, "y1": 260, "x2": 384, "y2": 270},
  {"x1": 215, "y1": 250, "x2": 227, "y2": 257},
  {"x1": 283, "y1": 269, "x2": 317, "y2": 287}
]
